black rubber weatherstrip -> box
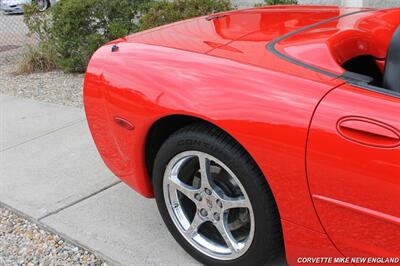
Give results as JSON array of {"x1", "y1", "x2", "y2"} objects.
[{"x1": 266, "y1": 9, "x2": 374, "y2": 78}]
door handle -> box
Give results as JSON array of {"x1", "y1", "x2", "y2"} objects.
[{"x1": 337, "y1": 117, "x2": 400, "y2": 148}]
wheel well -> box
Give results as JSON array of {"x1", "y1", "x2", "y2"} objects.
[
  {"x1": 145, "y1": 115, "x2": 268, "y2": 182},
  {"x1": 145, "y1": 115, "x2": 206, "y2": 179}
]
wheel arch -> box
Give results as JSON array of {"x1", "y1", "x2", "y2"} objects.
[
  {"x1": 145, "y1": 114, "x2": 202, "y2": 179},
  {"x1": 144, "y1": 115, "x2": 268, "y2": 191}
]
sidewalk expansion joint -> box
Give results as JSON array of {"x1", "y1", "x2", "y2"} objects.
[{"x1": 38, "y1": 180, "x2": 122, "y2": 221}]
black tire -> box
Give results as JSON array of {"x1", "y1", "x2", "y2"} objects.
[{"x1": 153, "y1": 123, "x2": 286, "y2": 266}]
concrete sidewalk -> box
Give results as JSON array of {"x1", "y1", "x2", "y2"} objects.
[{"x1": 0, "y1": 94, "x2": 199, "y2": 265}]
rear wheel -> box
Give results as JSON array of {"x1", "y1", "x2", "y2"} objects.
[{"x1": 153, "y1": 123, "x2": 285, "y2": 266}]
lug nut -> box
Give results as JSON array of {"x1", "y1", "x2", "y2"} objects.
[
  {"x1": 194, "y1": 193, "x2": 202, "y2": 201},
  {"x1": 205, "y1": 188, "x2": 212, "y2": 195},
  {"x1": 213, "y1": 212, "x2": 220, "y2": 221},
  {"x1": 200, "y1": 208, "x2": 208, "y2": 217},
  {"x1": 216, "y1": 199, "x2": 223, "y2": 208}
]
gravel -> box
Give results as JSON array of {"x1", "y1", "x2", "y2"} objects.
[
  {"x1": 0, "y1": 54, "x2": 84, "y2": 108},
  {"x1": 0, "y1": 206, "x2": 110, "y2": 266}
]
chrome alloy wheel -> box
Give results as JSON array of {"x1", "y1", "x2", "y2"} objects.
[
  {"x1": 36, "y1": 0, "x2": 49, "y2": 12},
  {"x1": 163, "y1": 151, "x2": 255, "y2": 260}
]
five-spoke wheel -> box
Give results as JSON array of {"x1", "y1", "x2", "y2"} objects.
[{"x1": 163, "y1": 151, "x2": 255, "y2": 260}]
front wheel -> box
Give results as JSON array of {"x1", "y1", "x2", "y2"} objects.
[
  {"x1": 36, "y1": 0, "x2": 50, "y2": 12},
  {"x1": 153, "y1": 124, "x2": 285, "y2": 266}
]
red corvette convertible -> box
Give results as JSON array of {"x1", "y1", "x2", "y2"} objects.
[{"x1": 84, "y1": 5, "x2": 400, "y2": 266}]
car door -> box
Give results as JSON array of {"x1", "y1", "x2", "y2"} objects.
[{"x1": 307, "y1": 83, "x2": 400, "y2": 260}]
